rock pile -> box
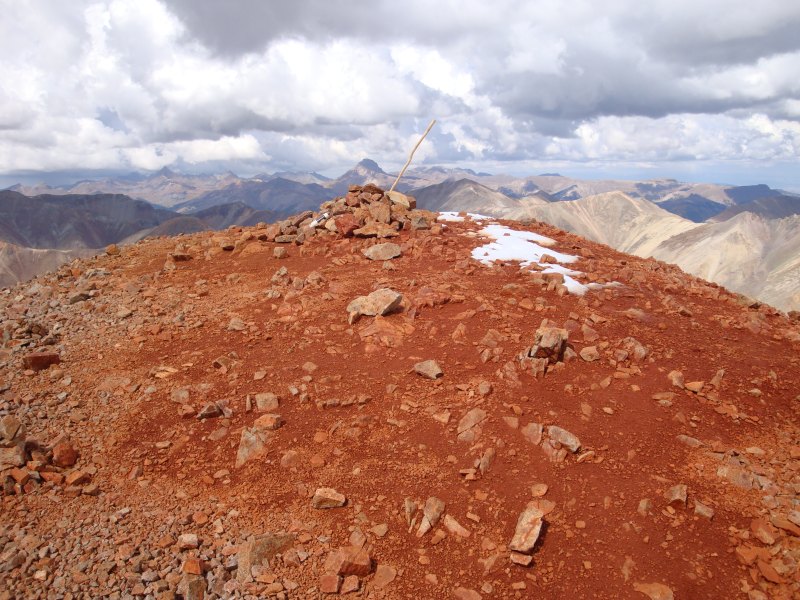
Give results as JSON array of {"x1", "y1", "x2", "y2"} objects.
[{"x1": 259, "y1": 184, "x2": 437, "y2": 246}]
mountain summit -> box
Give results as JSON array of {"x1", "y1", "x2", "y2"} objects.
[{"x1": 1, "y1": 184, "x2": 799, "y2": 599}]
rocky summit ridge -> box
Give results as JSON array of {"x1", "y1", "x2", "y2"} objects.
[{"x1": 1, "y1": 183, "x2": 799, "y2": 600}]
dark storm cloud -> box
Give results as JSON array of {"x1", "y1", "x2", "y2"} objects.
[{"x1": 163, "y1": 0, "x2": 800, "y2": 125}]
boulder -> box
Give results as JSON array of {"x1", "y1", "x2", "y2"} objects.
[
  {"x1": 547, "y1": 426, "x2": 581, "y2": 453},
  {"x1": 235, "y1": 427, "x2": 270, "y2": 468},
  {"x1": 22, "y1": 352, "x2": 60, "y2": 372},
  {"x1": 363, "y1": 243, "x2": 402, "y2": 261},
  {"x1": 312, "y1": 487, "x2": 347, "y2": 509},
  {"x1": 236, "y1": 533, "x2": 295, "y2": 583},
  {"x1": 416, "y1": 496, "x2": 446, "y2": 537},
  {"x1": 528, "y1": 325, "x2": 568, "y2": 363},
  {"x1": 509, "y1": 503, "x2": 545, "y2": 554},
  {"x1": 414, "y1": 359, "x2": 443, "y2": 379},
  {"x1": 347, "y1": 289, "x2": 403, "y2": 323}
]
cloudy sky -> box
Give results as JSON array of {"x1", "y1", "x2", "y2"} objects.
[{"x1": 2, "y1": 0, "x2": 799, "y2": 189}]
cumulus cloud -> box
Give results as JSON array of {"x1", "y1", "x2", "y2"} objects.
[{"x1": 0, "y1": 0, "x2": 798, "y2": 183}]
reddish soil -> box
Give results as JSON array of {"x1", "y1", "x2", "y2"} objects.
[{"x1": 1, "y1": 209, "x2": 798, "y2": 599}]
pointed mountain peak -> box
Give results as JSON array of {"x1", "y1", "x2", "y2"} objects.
[
  {"x1": 153, "y1": 166, "x2": 177, "y2": 178},
  {"x1": 354, "y1": 158, "x2": 386, "y2": 174}
]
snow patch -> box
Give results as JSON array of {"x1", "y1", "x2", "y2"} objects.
[
  {"x1": 470, "y1": 224, "x2": 576, "y2": 267},
  {"x1": 469, "y1": 222, "x2": 591, "y2": 295},
  {"x1": 438, "y1": 211, "x2": 492, "y2": 222},
  {"x1": 442, "y1": 213, "x2": 618, "y2": 296}
]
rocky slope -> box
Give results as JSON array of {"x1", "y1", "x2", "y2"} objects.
[
  {"x1": 0, "y1": 242, "x2": 92, "y2": 288},
  {"x1": 517, "y1": 192, "x2": 800, "y2": 312},
  {"x1": 651, "y1": 213, "x2": 800, "y2": 313},
  {"x1": 1, "y1": 188, "x2": 799, "y2": 600},
  {"x1": 413, "y1": 179, "x2": 549, "y2": 219},
  {"x1": 510, "y1": 192, "x2": 700, "y2": 256}
]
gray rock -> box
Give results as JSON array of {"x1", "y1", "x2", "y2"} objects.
[
  {"x1": 664, "y1": 484, "x2": 688, "y2": 507},
  {"x1": 716, "y1": 464, "x2": 756, "y2": 489},
  {"x1": 227, "y1": 317, "x2": 246, "y2": 331},
  {"x1": 414, "y1": 359, "x2": 443, "y2": 379},
  {"x1": 547, "y1": 425, "x2": 581, "y2": 453},
  {"x1": 0, "y1": 446, "x2": 25, "y2": 470},
  {"x1": 346, "y1": 288, "x2": 403, "y2": 323},
  {"x1": 457, "y1": 408, "x2": 487, "y2": 443},
  {"x1": 179, "y1": 574, "x2": 206, "y2": 600},
  {"x1": 694, "y1": 500, "x2": 714, "y2": 519},
  {"x1": 0, "y1": 415, "x2": 23, "y2": 443},
  {"x1": 520, "y1": 422, "x2": 543, "y2": 445},
  {"x1": 363, "y1": 243, "x2": 402, "y2": 261},
  {"x1": 254, "y1": 393, "x2": 279, "y2": 412},
  {"x1": 528, "y1": 325, "x2": 569, "y2": 363},
  {"x1": 509, "y1": 503, "x2": 545, "y2": 553},
  {"x1": 236, "y1": 534, "x2": 295, "y2": 583},
  {"x1": 620, "y1": 337, "x2": 649, "y2": 362},
  {"x1": 416, "y1": 496, "x2": 445, "y2": 537},
  {"x1": 312, "y1": 487, "x2": 347, "y2": 509},
  {"x1": 676, "y1": 434, "x2": 703, "y2": 448},
  {"x1": 177, "y1": 534, "x2": 199, "y2": 550},
  {"x1": 197, "y1": 402, "x2": 223, "y2": 419},
  {"x1": 235, "y1": 427, "x2": 270, "y2": 468}
]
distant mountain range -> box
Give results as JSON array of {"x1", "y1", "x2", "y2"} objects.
[
  {"x1": 510, "y1": 192, "x2": 800, "y2": 312},
  {"x1": 0, "y1": 190, "x2": 277, "y2": 288},
  {"x1": 9, "y1": 159, "x2": 795, "y2": 222},
  {"x1": 3, "y1": 159, "x2": 800, "y2": 310}
]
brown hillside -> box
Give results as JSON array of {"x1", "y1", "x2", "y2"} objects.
[{"x1": 1, "y1": 185, "x2": 799, "y2": 600}]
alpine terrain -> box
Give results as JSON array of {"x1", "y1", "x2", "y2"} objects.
[{"x1": 1, "y1": 185, "x2": 799, "y2": 600}]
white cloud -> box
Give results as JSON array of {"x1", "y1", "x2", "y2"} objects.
[{"x1": 0, "y1": 0, "x2": 798, "y2": 182}]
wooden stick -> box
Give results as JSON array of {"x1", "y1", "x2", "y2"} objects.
[{"x1": 388, "y1": 119, "x2": 436, "y2": 193}]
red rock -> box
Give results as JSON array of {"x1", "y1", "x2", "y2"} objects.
[
  {"x1": 51, "y1": 441, "x2": 78, "y2": 468},
  {"x1": 373, "y1": 564, "x2": 397, "y2": 589},
  {"x1": 341, "y1": 575, "x2": 360, "y2": 593},
  {"x1": 335, "y1": 213, "x2": 359, "y2": 237},
  {"x1": 770, "y1": 515, "x2": 800, "y2": 537},
  {"x1": 319, "y1": 573, "x2": 341, "y2": 594},
  {"x1": 453, "y1": 587, "x2": 482, "y2": 600},
  {"x1": 324, "y1": 546, "x2": 373, "y2": 576},
  {"x1": 757, "y1": 559, "x2": 784, "y2": 583},
  {"x1": 39, "y1": 471, "x2": 65, "y2": 484},
  {"x1": 65, "y1": 470, "x2": 91, "y2": 486},
  {"x1": 64, "y1": 485, "x2": 82, "y2": 497},
  {"x1": 253, "y1": 413, "x2": 283, "y2": 430},
  {"x1": 735, "y1": 545, "x2": 769, "y2": 566},
  {"x1": 22, "y1": 352, "x2": 60, "y2": 371},
  {"x1": 182, "y1": 558, "x2": 206, "y2": 575},
  {"x1": 750, "y1": 518, "x2": 778, "y2": 545},
  {"x1": 155, "y1": 534, "x2": 175, "y2": 549},
  {"x1": 9, "y1": 467, "x2": 30, "y2": 484}
]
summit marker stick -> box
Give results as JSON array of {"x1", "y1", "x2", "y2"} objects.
[{"x1": 388, "y1": 119, "x2": 436, "y2": 193}]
